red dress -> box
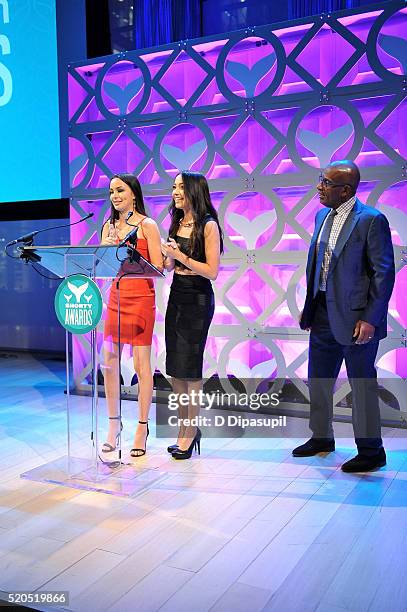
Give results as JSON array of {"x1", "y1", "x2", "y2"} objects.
[{"x1": 104, "y1": 220, "x2": 156, "y2": 346}]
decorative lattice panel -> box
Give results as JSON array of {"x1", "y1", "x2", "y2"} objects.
[{"x1": 68, "y1": 1, "x2": 407, "y2": 420}]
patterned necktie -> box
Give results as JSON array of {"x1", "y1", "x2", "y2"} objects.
[{"x1": 313, "y1": 209, "x2": 337, "y2": 297}]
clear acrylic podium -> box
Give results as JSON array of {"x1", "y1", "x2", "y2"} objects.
[{"x1": 20, "y1": 243, "x2": 166, "y2": 497}]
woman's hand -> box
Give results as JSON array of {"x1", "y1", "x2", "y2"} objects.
[
  {"x1": 161, "y1": 238, "x2": 174, "y2": 260},
  {"x1": 104, "y1": 223, "x2": 118, "y2": 245},
  {"x1": 101, "y1": 222, "x2": 118, "y2": 245},
  {"x1": 165, "y1": 238, "x2": 185, "y2": 262},
  {"x1": 161, "y1": 238, "x2": 175, "y2": 271}
]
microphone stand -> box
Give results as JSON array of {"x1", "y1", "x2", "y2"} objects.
[
  {"x1": 6, "y1": 212, "x2": 94, "y2": 249},
  {"x1": 11, "y1": 213, "x2": 95, "y2": 265},
  {"x1": 117, "y1": 211, "x2": 139, "y2": 256}
]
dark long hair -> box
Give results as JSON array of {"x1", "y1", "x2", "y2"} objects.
[
  {"x1": 168, "y1": 171, "x2": 224, "y2": 258},
  {"x1": 109, "y1": 173, "x2": 146, "y2": 223}
]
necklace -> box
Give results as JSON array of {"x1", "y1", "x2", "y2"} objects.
[{"x1": 179, "y1": 219, "x2": 194, "y2": 228}]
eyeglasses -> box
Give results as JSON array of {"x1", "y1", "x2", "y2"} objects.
[{"x1": 318, "y1": 174, "x2": 351, "y2": 189}]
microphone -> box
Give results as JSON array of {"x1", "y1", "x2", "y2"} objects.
[
  {"x1": 7, "y1": 212, "x2": 94, "y2": 246},
  {"x1": 118, "y1": 226, "x2": 138, "y2": 248},
  {"x1": 118, "y1": 210, "x2": 139, "y2": 247}
]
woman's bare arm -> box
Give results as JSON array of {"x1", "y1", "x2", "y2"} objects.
[
  {"x1": 166, "y1": 221, "x2": 221, "y2": 280},
  {"x1": 142, "y1": 218, "x2": 164, "y2": 271}
]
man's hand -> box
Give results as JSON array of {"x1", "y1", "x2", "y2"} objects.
[
  {"x1": 298, "y1": 309, "x2": 310, "y2": 331},
  {"x1": 353, "y1": 320, "x2": 375, "y2": 344}
]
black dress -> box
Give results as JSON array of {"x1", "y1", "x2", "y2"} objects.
[{"x1": 165, "y1": 235, "x2": 215, "y2": 379}]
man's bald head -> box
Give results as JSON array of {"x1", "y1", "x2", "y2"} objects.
[{"x1": 325, "y1": 160, "x2": 360, "y2": 195}]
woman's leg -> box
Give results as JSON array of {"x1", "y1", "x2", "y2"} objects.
[
  {"x1": 177, "y1": 378, "x2": 202, "y2": 451},
  {"x1": 131, "y1": 345, "x2": 153, "y2": 453},
  {"x1": 102, "y1": 341, "x2": 123, "y2": 448},
  {"x1": 170, "y1": 377, "x2": 188, "y2": 446}
]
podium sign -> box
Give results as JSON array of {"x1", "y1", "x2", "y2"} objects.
[{"x1": 55, "y1": 274, "x2": 103, "y2": 334}]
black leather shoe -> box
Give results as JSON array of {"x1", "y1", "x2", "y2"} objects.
[
  {"x1": 341, "y1": 449, "x2": 386, "y2": 473},
  {"x1": 292, "y1": 438, "x2": 335, "y2": 457}
]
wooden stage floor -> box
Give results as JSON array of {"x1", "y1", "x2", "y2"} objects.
[{"x1": 0, "y1": 352, "x2": 406, "y2": 612}]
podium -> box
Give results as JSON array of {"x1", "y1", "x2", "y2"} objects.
[{"x1": 19, "y1": 243, "x2": 167, "y2": 497}]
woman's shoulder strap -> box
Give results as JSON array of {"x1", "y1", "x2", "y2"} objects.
[{"x1": 136, "y1": 216, "x2": 147, "y2": 226}]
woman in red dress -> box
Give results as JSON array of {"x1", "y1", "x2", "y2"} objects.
[{"x1": 101, "y1": 174, "x2": 163, "y2": 457}]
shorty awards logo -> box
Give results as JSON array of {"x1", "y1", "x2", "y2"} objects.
[{"x1": 55, "y1": 274, "x2": 103, "y2": 334}]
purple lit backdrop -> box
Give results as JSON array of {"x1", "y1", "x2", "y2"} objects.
[{"x1": 68, "y1": 2, "x2": 406, "y2": 417}]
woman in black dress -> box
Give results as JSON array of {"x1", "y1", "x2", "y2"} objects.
[{"x1": 162, "y1": 171, "x2": 223, "y2": 459}]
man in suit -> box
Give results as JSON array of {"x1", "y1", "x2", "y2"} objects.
[{"x1": 293, "y1": 160, "x2": 395, "y2": 472}]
